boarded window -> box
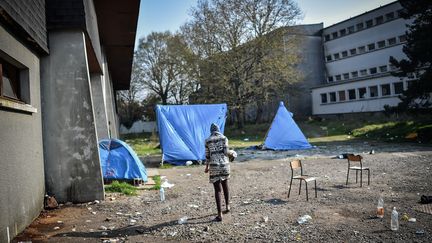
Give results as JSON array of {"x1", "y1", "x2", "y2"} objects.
[{"x1": 338, "y1": 90, "x2": 346, "y2": 101}]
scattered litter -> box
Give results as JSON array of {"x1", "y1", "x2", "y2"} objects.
[
  {"x1": 91, "y1": 212, "x2": 97, "y2": 215},
  {"x1": 369, "y1": 149, "x2": 375, "y2": 154},
  {"x1": 353, "y1": 230, "x2": 359, "y2": 235},
  {"x1": 243, "y1": 138, "x2": 249, "y2": 141},
  {"x1": 71, "y1": 228, "x2": 76, "y2": 232},
  {"x1": 101, "y1": 232, "x2": 108, "y2": 236},
  {"x1": 129, "y1": 219, "x2": 137, "y2": 225},
  {"x1": 416, "y1": 229, "x2": 425, "y2": 235},
  {"x1": 239, "y1": 212, "x2": 246, "y2": 216},
  {"x1": 87, "y1": 207, "x2": 92, "y2": 210},
  {"x1": 94, "y1": 200, "x2": 100, "y2": 204},
  {"x1": 135, "y1": 212, "x2": 142, "y2": 215},
  {"x1": 57, "y1": 221, "x2": 63, "y2": 224},
  {"x1": 242, "y1": 201, "x2": 251, "y2": 205},
  {"x1": 85, "y1": 220, "x2": 92, "y2": 223},
  {"x1": 409, "y1": 218, "x2": 417, "y2": 222},
  {"x1": 53, "y1": 226, "x2": 60, "y2": 230},
  {"x1": 161, "y1": 180, "x2": 175, "y2": 188},
  {"x1": 189, "y1": 227, "x2": 196, "y2": 231},
  {"x1": 116, "y1": 212, "x2": 123, "y2": 215},
  {"x1": 204, "y1": 226, "x2": 210, "y2": 232},
  {"x1": 297, "y1": 215, "x2": 312, "y2": 224},
  {"x1": 186, "y1": 174, "x2": 191, "y2": 177},
  {"x1": 295, "y1": 232, "x2": 302, "y2": 241},
  {"x1": 262, "y1": 216, "x2": 269, "y2": 223},
  {"x1": 108, "y1": 226, "x2": 116, "y2": 230},
  {"x1": 185, "y1": 161, "x2": 193, "y2": 166},
  {"x1": 178, "y1": 216, "x2": 188, "y2": 224},
  {"x1": 99, "y1": 226, "x2": 107, "y2": 230},
  {"x1": 401, "y1": 213, "x2": 409, "y2": 221},
  {"x1": 188, "y1": 204, "x2": 199, "y2": 208}
]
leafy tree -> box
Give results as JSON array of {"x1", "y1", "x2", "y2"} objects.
[
  {"x1": 389, "y1": 0, "x2": 432, "y2": 110},
  {"x1": 181, "y1": 0, "x2": 303, "y2": 128}
]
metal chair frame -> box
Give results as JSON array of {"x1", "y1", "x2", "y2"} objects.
[
  {"x1": 288, "y1": 159, "x2": 317, "y2": 201},
  {"x1": 346, "y1": 154, "x2": 370, "y2": 187}
]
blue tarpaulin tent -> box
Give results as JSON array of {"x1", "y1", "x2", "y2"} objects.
[
  {"x1": 99, "y1": 139, "x2": 147, "y2": 181},
  {"x1": 156, "y1": 103, "x2": 227, "y2": 165},
  {"x1": 263, "y1": 101, "x2": 312, "y2": 150}
]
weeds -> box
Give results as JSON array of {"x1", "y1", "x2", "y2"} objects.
[{"x1": 105, "y1": 181, "x2": 137, "y2": 196}]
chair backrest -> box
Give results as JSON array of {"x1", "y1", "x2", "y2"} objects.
[
  {"x1": 290, "y1": 159, "x2": 304, "y2": 176},
  {"x1": 347, "y1": 154, "x2": 363, "y2": 164},
  {"x1": 290, "y1": 159, "x2": 302, "y2": 169}
]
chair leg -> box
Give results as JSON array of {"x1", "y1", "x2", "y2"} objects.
[
  {"x1": 368, "y1": 169, "x2": 370, "y2": 185},
  {"x1": 314, "y1": 180, "x2": 317, "y2": 198},
  {"x1": 360, "y1": 170, "x2": 363, "y2": 187},
  {"x1": 288, "y1": 178, "x2": 293, "y2": 198},
  {"x1": 356, "y1": 170, "x2": 358, "y2": 183},
  {"x1": 305, "y1": 182, "x2": 309, "y2": 201},
  {"x1": 346, "y1": 169, "x2": 350, "y2": 185},
  {"x1": 299, "y1": 180, "x2": 302, "y2": 195}
]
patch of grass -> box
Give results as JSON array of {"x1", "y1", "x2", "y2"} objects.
[
  {"x1": 351, "y1": 120, "x2": 432, "y2": 143},
  {"x1": 149, "y1": 175, "x2": 161, "y2": 190},
  {"x1": 159, "y1": 164, "x2": 174, "y2": 169},
  {"x1": 122, "y1": 132, "x2": 161, "y2": 156},
  {"x1": 105, "y1": 181, "x2": 137, "y2": 196}
]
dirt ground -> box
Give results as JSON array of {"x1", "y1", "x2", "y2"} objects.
[{"x1": 14, "y1": 141, "x2": 432, "y2": 242}]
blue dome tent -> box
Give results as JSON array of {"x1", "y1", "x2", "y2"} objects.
[
  {"x1": 99, "y1": 139, "x2": 147, "y2": 181},
  {"x1": 263, "y1": 101, "x2": 312, "y2": 150},
  {"x1": 156, "y1": 104, "x2": 227, "y2": 165}
]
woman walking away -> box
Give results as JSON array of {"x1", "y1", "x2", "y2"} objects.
[{"x1": 204, "y1": 123, "x2": 231, "y2": 222}]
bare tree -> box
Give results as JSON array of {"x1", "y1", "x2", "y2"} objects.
[
  {"x1": 134, "y1": 32, "x2": 200, "y2": 105},
  {"x1": 182, "y1": 0, "x2": 303, "y2": 127}
]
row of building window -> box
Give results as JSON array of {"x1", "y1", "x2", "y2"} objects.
[
  {"x1": 326, "y1": 35, "x2": 406, "y2": 62},
  {"x1": 327, "y1": 63, "x2": 400, "y2": 82},
  {"x1": 324, "y1": 9, "x2": 402, "y2": 42},
  {"x1": 320, "y1": 80, "x2": 414, "y2": 104},
  {"x1": 0, "y1": 57, "x2": 21, "y2": 101}
]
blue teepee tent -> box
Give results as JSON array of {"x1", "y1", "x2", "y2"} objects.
[
  {"x1": 156, "y1": 103, "x2": 227, "y2": 165},
  {"x1": 263, "y1": 101, "x2": 312, "y2": 150},
  {"x1": 99, "y1": 139, "x2": 147, "y2": 181}
]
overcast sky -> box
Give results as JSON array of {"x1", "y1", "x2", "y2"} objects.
[{"x1": 135, "y1": 0, "x2": 396, "y2": 49}]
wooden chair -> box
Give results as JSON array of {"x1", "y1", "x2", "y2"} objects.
[
  {"x1": 346, "y1": 154, "x2": 370, "y2": 187},
  {"x1": 288, "y1": 159, "x2": 317, "y2": 201}
]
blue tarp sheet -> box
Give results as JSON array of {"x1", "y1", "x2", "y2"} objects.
[
  {"x1": 156, "y1": 103, "x2": 227, "y2": 165},
  {"x1": 99, "y1": 139, "x2": 147, "y2": 181},
  {"x1": 263, "y1": 101, "x2": 312, "y2": 150}
]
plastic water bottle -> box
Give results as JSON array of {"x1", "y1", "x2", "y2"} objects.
[
  {"x1": 160, "y1": 187, "x2": 165, "y2": 202},
  {"x1": 377, "y1": 197, "x2": 384, "y2": 218},
  {"x1": 391, "y1": 207, "x2": 399, "y2": 231}
]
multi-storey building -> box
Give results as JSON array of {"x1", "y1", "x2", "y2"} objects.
[{"x1": 311, "y1": 1, "x2": 413, "y2": 115}]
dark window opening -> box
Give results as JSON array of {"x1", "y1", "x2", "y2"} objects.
[
  {"x1": 369, "y1": 86, "x2": 378, "y2": 97},
  {"x1": 375, "y1": 16, "x2": 384, "y2": 25},
  {"x1": 329, "y1": 92, "x2": 336, "y2": 102},
  {"x1": 350, "y1": 48, "x2": 357, "y2": 55},
  {"x1": 351, "y1": 71, "x2": 358, "y2": 78},
  {"x1": 369, "y1": 67, "x2": 377, "y2": 74},
  {"x1": 338, "y1": 90, "x2": 346, "y2": 101},
  {"x1": 325, "y1": 35, "x2": 330, "y2": 41},
  {"x1": 347, "y1": 26, "x2": 355, "y2": 34},
  {"x1": 342, "y1": 51, "x2": 348, "y2": 58},
  {"x1": 326, "y1": 55, "x2": 332, "y2": 61},
  {"x1": 357, "y1": 22, "x2": 364, "y2": 30},
  {"x1": 340, "y1": 29, "x2": 346, "y2": 36},
  {"x1": 377, "y1": 40, "x2": 386, "y2": 48},
  {"x1": 366, "y1": 19, "x2": 373, "y2": 28},
  {"x1": 368, "y1": 43, "x2": 376, "y2": 51},
  {"x1": 328, "y1": 76, "x2": 333, "y2": 82},
  {"x1": 379, "y1": 65, "x2": 388, "y2": 72},
  {"x1": 348, "y1": 89, "x2": 356, "y2": 100},
  {"x1": 321, "y1": 93, "x2": 328, "y2": 103},
  {"x1": 0, "y1": 57, "x2": 20, "y2": 101},
  {"x1": 343, "y1": 73, "x2": 349, "y2": 79},
  {"x1": 335, "y1": 75, "x2": 341, "y2": 81},
  {"x1": 381, "y1": 84, "x2": 391, "y2": 96},
  {"x1": 358, "y1": 87, "x2": 367, "y2": 99},
  {"x1": 386, "y1": 12, "x2": 395, "y2": 20},
  {"x1": 332, "y1": 32, "x2": 338, "y2": 39},
  {"x1": 388, "y1": 37, "x2": 396, "y2": 45}
]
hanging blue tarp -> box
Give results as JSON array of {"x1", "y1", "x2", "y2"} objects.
[
  {"x1": 263, "y1": 101, "x2": 312, "y2": 150},
  {"x1": 156, "y1": 103, "x2": 227, "y2": 165},
  {"x1": 99, "y1": 139, "x2": 147, "y2": 181}
]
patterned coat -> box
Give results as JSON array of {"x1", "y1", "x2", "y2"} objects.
[{"x1": 205, "y1": 132, "x2": 230, "y2": 183}]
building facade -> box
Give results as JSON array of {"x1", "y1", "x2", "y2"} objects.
[
  {"x1": 0, "y1": 0, "x2": 139, "y2": 241},
  {"x1": 311, "y1": 1, "x2": 413, "y2": 115}
]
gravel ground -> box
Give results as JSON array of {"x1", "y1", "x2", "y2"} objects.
[{"x1": 14, "y1": 141, "x2": 432, "y2": 242}]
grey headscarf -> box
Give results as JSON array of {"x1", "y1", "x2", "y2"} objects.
[{"x1": 210, "y1": 123, "x2": 220, "y2": 134}]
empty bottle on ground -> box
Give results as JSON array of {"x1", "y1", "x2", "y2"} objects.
[
  {"x1": 160, "y1": 187, "x2": 165, "y2": 202},
  {"x1": 391, "y1": 207, "x2": 399, "y2": 231},
  {"x1": 377, "y1": 196, "x2": 384, "y2": 218}
]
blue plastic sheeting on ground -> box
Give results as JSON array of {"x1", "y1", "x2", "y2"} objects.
[
  {"x1": 99, "y1": 139, "x2": 147, "y2": 181},
  {"x1": 263, "y1": 101, "x2": 312, "y2": 150},
  {"x1": 156, "y1": 103, "x2": 227, "y2": 165}
]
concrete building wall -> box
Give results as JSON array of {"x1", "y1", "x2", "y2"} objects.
[
  {"x1": 90, "y1": 72, "x2": 110, "y2": 141},
  {"x1": 0, "y1": 25, "x2": 45, "y2": 242},
  {"x1": 40, "y1": 30, "x2": 104, "y2": 203},
  {"x1": 285, "y1": 24, "x2": 325, "y2": 117}
]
